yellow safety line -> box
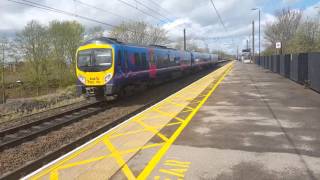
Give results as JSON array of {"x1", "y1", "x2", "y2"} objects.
[
  {"x1": 164, "y1": 163, "x2": 190, "y2": 168},
  {"x1": 102, "y1": 138, "x2": 136, "y2": 179},
  {"x1": 172, "y1": 95, "x2": 194, "y2": 102},
  {"x1": 57, "y1": 155, "x2": 112, "y2": 170},
  {"x1": 109, "y1": 128, "x2": 149, "y2": 139},
  {"x1": 165, "y1": 99, "x2": 194, "y2": 110},
  {"x1": 188, "y1": 100, "x2": 203, "y2": 104},
  {"x1": 29, "y1": 63, "x2": 233, "y2": 180},
  {"x1": 181, "y1": 109, "x2": 193, "y2": 113},
  {"x1": 49, "y1": 170, "x2": 59, "y2": 180},
  {"x1": 119, "y1": 143, "x2": 164, "y2": 156},
  {"x1": 134, "y1": 119, "x2": 169, "y2": 142},
  {"x1": 165, "y1": 122, "x2": 183, "y2": 127},
  {"x1": 152, "y1": 108, "x2": 185, "y2": 122},
  {"x1": 30, "y1": 135, "x2": 108, "y2": 179},
  {"x1": 105, "y1": 114, "x2": 163, "y2": 138},
  {"x1": 137, "y1": 63, "x2": 233, "y2": 179},
  {"x1": 165, "y1": 160, "x2": 191, "y2": 165}
]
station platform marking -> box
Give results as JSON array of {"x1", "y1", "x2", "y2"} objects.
[{"x1": 23, "y1": 62, "x2": 234, "y2": 180}]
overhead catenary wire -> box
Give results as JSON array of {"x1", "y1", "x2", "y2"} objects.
[
  {"x1": 209, "y1": 0, "x2": 237, "y2": 54},
  {"x1": 8, "y1": 0, "x2": 174, "y2": 43},
  {"x1": 209, "y1": 0, "x2": 227, "y2": 31},
  {"x1": 148, "y1": 0, "x2": 172, "y2": 15},
  {"x1": 132, "y1": 0, "x2": 172, "y2": 22},
  {"x1": 73, "y1": 0, "x2": 136, "y2": 22},
  {"x1": 115, "y1": 0, "x2": 168, "y2": 24},
  {"x1": 74, "y1": 0, "x2": 184, "y2": 42}
]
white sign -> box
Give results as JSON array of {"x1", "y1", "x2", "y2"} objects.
[{"x1": 276, "y1": 42, "x2": 281, "y2": 49}]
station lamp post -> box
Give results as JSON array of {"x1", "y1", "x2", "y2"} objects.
[{"x1": 252, "y1": 8, "x2": 261, "y2": 64}]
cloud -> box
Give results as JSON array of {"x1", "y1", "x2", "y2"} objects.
[
  {"x1": 0, "y1": 0, "x2": 317, "y2": 54},
  {"x1": 282, "y1": 0, "x2": 301, "y2": 4}
]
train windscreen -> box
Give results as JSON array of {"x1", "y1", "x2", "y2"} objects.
[{"x1": 77, "y1": 48, "x2": 112, "y2": 72}]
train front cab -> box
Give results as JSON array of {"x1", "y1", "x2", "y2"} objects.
[{"x1": 76, "y1": 42, "x2": 116, "y2": 98}]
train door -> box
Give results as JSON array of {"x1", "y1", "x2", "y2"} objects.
[
  {"x1": 148, "y1": 48, "x2": 157, "y2": 78},
  {"x1": 123, "y1": 49, "x2": 129, "y2": 75},
  {"x1": 191, "y1": 53, "x2": 194, "y2": 66},
  {"x1": 116, "y1": 47, "x2": 125, "y2": 75}
]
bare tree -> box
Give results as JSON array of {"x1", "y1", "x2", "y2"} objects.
[
  {"x1": 16, "y1": 20, "x2": 50, "y2": 96},
  {"x1": 264, "y1": 8, "x2": 302, "y2": 53},
  {"x1": 48, "y1": 20, "x2": 85, "y2": 85},
  {"x1": 0, "y1": 37, "x2": 8, "y2": 103},
  {"x1": 109, "y1": 21, "x2": 169, "y2": 45},
  {"x1": 291, "y1": 18, "x2": 320, "y2": 52},
  {"x1": 62, "y1": 21, "x2": 85, "y2": 78},
  {"x1": 86, "y1": 26, "x2": 105, "y2": 40}
]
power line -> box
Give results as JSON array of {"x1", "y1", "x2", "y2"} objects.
[
  {"x1": 209, "y1": 0, "x2": 237, "y2": 54},
  {"x1": 133, "y1": 0, "x2": 172, "y2": 22},
  {"x1": 74, "y1": 0, "x2": 136, "y2": 22},
  {"x1": 209, "y1": 0, "x2": 227, "y2": 31},
  {"x1": 148, "y1": 0, "x2": 172, "y2": 15},
  {"x1": 8, "y1": 0, "x2": 174, "y2": 43},
  {"x1": 74, "y1": 0, "x2": 185, "y2": 35},
  {"x1": 115, "y1": 0, "x2": 168, "y2": 24}
]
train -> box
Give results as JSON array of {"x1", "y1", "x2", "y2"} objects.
[{"x1": 76, "y1": 37, "x2": 219, "y2": 98}]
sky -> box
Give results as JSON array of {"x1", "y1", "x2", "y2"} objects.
[{"x1": 0, "y1": 0, "x2": 320, "y2": 54}]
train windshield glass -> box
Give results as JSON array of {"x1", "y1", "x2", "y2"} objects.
[
  {"x1": 77, "y1": 48, "x2": 112, "y2": 71},
  {"x1": 94, "y1": 49, "x2": 112, "y2": 66}
]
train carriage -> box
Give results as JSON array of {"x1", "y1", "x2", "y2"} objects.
[{"x1": 76, "y1": 37, "x2": 218, "y2": 98}]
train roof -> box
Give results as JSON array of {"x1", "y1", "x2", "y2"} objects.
[{"x1": 81, "y1": 37, "x2": 216, "y2": 55}]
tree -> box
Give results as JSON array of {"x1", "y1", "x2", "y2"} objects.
[
  {"x1": 49, "y1": 21, "x2": 69, "y2": 87},
  {"x1": 17, "y1": 20, "x2": 50, "y2": 96},
  {"x1": 0, "y1": 37, "x2": 8, "y2": 103},
  {"x1": 174, "y1": 38, "x2": 210, "y2": 52},
  {"x1": 290, "y1": 18, "x2": 320, "y2": 53},
  {"x1": 264, "y1": 8, "x2": 302, "y2": 53},
  {"x1": 63, "y1": 21, "x2": 85, "y2": 79},
  {"x1": 48, "y1": 20, "x2": 85, "y2": 86},
  {"x1": 109, "y1": 21, "x2": 169, "y2": 45},
  {"x1": 86, "y1": 26, "x2": 104, "y2": 40}
]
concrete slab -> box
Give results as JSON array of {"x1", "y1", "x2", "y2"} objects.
[{"x1": 125, "y1": 62, "x2": 320, "y2": 180}]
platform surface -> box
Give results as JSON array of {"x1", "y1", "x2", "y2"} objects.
[{"x1": 24, "y1": 62, "x2": 320, "y2": 180}]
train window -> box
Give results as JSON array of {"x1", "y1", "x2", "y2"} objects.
[
  {"x1": 170, "y1": 54, "x2": 175, "y2": 62},
  {"x1": 117, "y1": 50, "x2": 122, "y2": 66},
  {"x1": 149, "y1": 50, "x2": 155, "y2": 65},
  {"x1": 93, "y1": 49, "x2": 112, "y2": 66},
  {"x1": 134, "y1": 53, "x2": 141, "y2": 66},
  {"x1": 141, "y1": 53, "x2": 147, "y2": 68},
  {"x1": 156, "y1": 53, "x2": 170, "y2": 68}
]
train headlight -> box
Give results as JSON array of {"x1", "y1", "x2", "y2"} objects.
[
  {"x1": 78, "y1": 75, "x2": 86, "y2": 84},
  {"x1": 105, "y1": 74, "x2": 112, "y2": 83}
]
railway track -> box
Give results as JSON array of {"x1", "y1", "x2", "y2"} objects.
[
  {"x1": 0, "y1": 95, "x2": 157, "y2": 180},
  {"x1": 0, "y1": 61, "x2": 230, "y2": 179},
  {"x1": 0, "y1": 100, "x2": 107, "y2": 152},
  {"x1": 0, "y1": 99, "x2": 88, "y2": 127}
]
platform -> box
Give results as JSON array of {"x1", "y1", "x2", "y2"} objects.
[{"x1": 23, "y1": 61, "x2": 320, "y2": 180}]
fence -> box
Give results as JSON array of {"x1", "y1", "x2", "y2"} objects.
[{"x1": 255, "y1": 53, "x2": 320, "y2": 93}]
